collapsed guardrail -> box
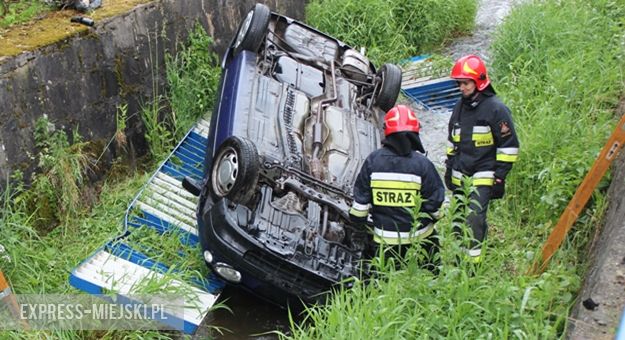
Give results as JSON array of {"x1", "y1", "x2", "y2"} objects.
[{"x1": 69, "y1": 119, "x2": 224, "y2": 334}]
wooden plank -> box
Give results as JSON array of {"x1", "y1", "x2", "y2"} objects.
[
  {"x1": 530, "y1": 114, "x2": 625, "y2": 274},
  {"x1": 0, "y1": 271, "x2": 27, "y2": 329}
]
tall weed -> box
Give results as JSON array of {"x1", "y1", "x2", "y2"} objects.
[
  {"x1": 287, "y1": 0, "x2": 625, "y2": 338},
  {"x1": 140, "y1": 95, "x2": 174, "y2": 161},
  {"x1": 286, "y1": 193, "x2": 578, "y2": 339},
  {"x1": 24, "y1": 116, "x2": 93, "y2": 227},
  {"x1": 305, "y1": 0, "x2": 478, "y2": 64},
  {"x1": 142, "y1": 24, "x2": 220, "y2": 161},
  {"x1": 166, "y1": 24, "x2": 221, "y2": 135},
  {"x1": 491, "y1": 0, "x2": 625, "y2": 234},
  {"x1": 0, "y1": 173, "x2": 177, "y2": 338}
]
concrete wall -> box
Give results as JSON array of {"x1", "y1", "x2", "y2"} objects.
[
  {"x1": 0, "y1": 0, "x2": 305, "y2": 184},
  {"x1": 568, "y1": 103, "x2": 625, "y2": 339}
]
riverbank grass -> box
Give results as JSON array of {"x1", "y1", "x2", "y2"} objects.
[{"x1": 286, "y1": 0, "x2": 625, "y2": 338}]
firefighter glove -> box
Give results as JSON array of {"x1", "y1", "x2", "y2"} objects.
[{"x1": 491, "y1": 177, "x2": 505, "y2": 199}]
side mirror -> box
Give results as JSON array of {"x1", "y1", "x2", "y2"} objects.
[{"x1": 182, "y1": 176, "x2": 202, "y2": 197}]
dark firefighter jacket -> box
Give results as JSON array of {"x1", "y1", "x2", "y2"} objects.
[
  {"x1": 349, "y1": 146, "x2": 445, "y2": 245},
  {"x1": 446, "y1": 91, "x2": 519, "y2": 187}
]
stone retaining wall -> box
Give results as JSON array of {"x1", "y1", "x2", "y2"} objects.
[{"x1": 0, "y1": 0, "x2": 305, "y2": 184}]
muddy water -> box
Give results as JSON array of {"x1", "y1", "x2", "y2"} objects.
[
  {"x1": 407, "y1": 0, "x2": 520, "y2": 175},
  {"x1": 204, "y1": 1, "x2": 519, "y2": 338},
  {"x1": 444, "y1": 0, "x2": 519, "y2": 62},
  {"x1": 205, "y1": 287, "x2": 294, "y2": 339}
]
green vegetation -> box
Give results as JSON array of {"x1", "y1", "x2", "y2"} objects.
[
  {"x1": 165, "y1": 24, "x2": 221, "y2": 138},
  {"x1": 2, "y1": 0, "x2": 623, "y2": 338},
  {"x1": 305, "y1": 0, "x2": 477, "y2": 65},
  {"x1": 141, "y1": 24, "x2": 221, "y2": 161},
  {"x1": 22, "y1": 116, "x2": 94, "y2": 229},
  {"x1": 0, "y1": 25, "x2": 221, "y2": 338},
  {"x1": 491, "y1": 0, "x2": 625, "y2": 230},
  {"x1": 0, "y1": 0, "x2": 50, "y2": 29},
  {"x1": 284, "y1": 0, "x2": 625, "y2": 338},
  {"x1": 0, "y1": 172, "x2": 153, "y2": 338},
  {"x1": 287, "y1": 185, "x2": 580, "y2": 338},
  {"x1": 122, "y1": 225, "x2": 209, "y2": 293}
]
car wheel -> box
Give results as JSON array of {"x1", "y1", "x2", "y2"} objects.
[
  {"x1": 232, "y1": 3, "x2": 271, "y2": 55},
  {"x1": 211, "y1": 136, "x2": 260, "y2": 205},
  {"x1": 374, "y1": 63, "x2": 402, "y2": 112}
]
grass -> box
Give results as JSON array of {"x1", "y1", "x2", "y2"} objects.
[
  {"x1": 165, "y1": 24, "x2": 221, "y2": 138},
  {"x1": 25, "y1": 116, "x2": 94, "y2": 227},
  {"x1": 0, "y1": 0, "x2": 153, "y2": 57},
  {"x1": 0, "y1": 172, "x2": 159, "y2": 338},
  {"x1": 0, "y1": 22, "x2": 222, "y2": 338},
  {"x1": 2, "y1": 0, "x2": 623, "y2": 338},
  {"x1": 491, "y1": 0, "x2": 625, "y2": 230},
  {"x1": 283, "y1": 0, "x2": 625, "y2": 338},
  {"x1": 285, "y1": 185, "x2": 582, "y2": 339},
  {"x1": 141, "y1": 23, "x2": 221, "y2": 162},
  {"x1": 0, "y1": 0, "x2": 50, "y2": 29},
  {"x1": 305, "y1": 0, "x2": 478, "y2": 65},
  {"x1": 122, "y1": 224, "x2": 208, "y2": 286}
]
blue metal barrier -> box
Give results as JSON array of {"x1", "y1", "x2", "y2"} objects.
[
  {"x1": 617, "y1": 306, "x2": 625, "y2": 340},
  {"x1": 401, "y1": 56, "x2": 460, "y2": 112},
  {"x1": 69, "y1": 119, "x2": 224, "y2": 334}
]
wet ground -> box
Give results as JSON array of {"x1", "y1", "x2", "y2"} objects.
[{"x1": 443, "y1": 0, "x2": 519, "y2": 62}]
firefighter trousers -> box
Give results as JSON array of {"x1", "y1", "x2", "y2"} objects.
[{"x1": 453, "y1": 185, "x2": 491, "y2": 250}]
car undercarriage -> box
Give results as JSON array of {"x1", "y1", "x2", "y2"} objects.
[{"x1": 196, "y1": 3, "x2": 402, "y2": 304}]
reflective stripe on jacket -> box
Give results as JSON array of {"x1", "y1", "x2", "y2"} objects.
[
  {"x1": 447, "y1": 94, "x2": 519, "y2": 181},
  {"x1": 350, "y1": 147, "x2": 445, "y2": 245}
]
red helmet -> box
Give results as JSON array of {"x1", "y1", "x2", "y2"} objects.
[
  {"x1": 450, "y1": 54, "x2": 490, "y2": 91},
  {"x1": 383, "y1": 105, "x2": 420, "y2": 137}
]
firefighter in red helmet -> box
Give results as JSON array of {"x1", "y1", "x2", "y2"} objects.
[
  {"x1": 350, "y1": 105, "x2": 445, "y2": 269},
  {"x1": 446, "y1": 55, "x2": 520, "y2": 263}
]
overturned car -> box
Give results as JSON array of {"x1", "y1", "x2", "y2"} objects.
[{"x1": 189, "y1": 3, "x2": 402, "y2": 305}]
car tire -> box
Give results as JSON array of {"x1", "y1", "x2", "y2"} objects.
[
  {"x1": 374, "y1": 63, "x2": 402, "y2": 112},
  {"x1": 210, "y1": 136, "x2": 260, "y2": 205},
  {"x1": 232, "y1": 3, "x2": 271, "y2": 56}
]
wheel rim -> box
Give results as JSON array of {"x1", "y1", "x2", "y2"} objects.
[
  {"x1": 212, "y1": 147, "x2": 239, "y2": 196},
  {"x1": 234, "y1": 10, "x2": 253, "y2": 50}
]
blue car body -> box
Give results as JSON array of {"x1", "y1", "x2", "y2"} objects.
[{"x1": 196, "y1": 4, "x2": 402, "y2": 306}]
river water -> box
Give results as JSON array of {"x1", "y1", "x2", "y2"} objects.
[
  {"x1": 406, "y1": 0, "x2": 520, "y2": 174},
  {"x1": 206, "y1": 1, "x2": 519, "y2": 338}
]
